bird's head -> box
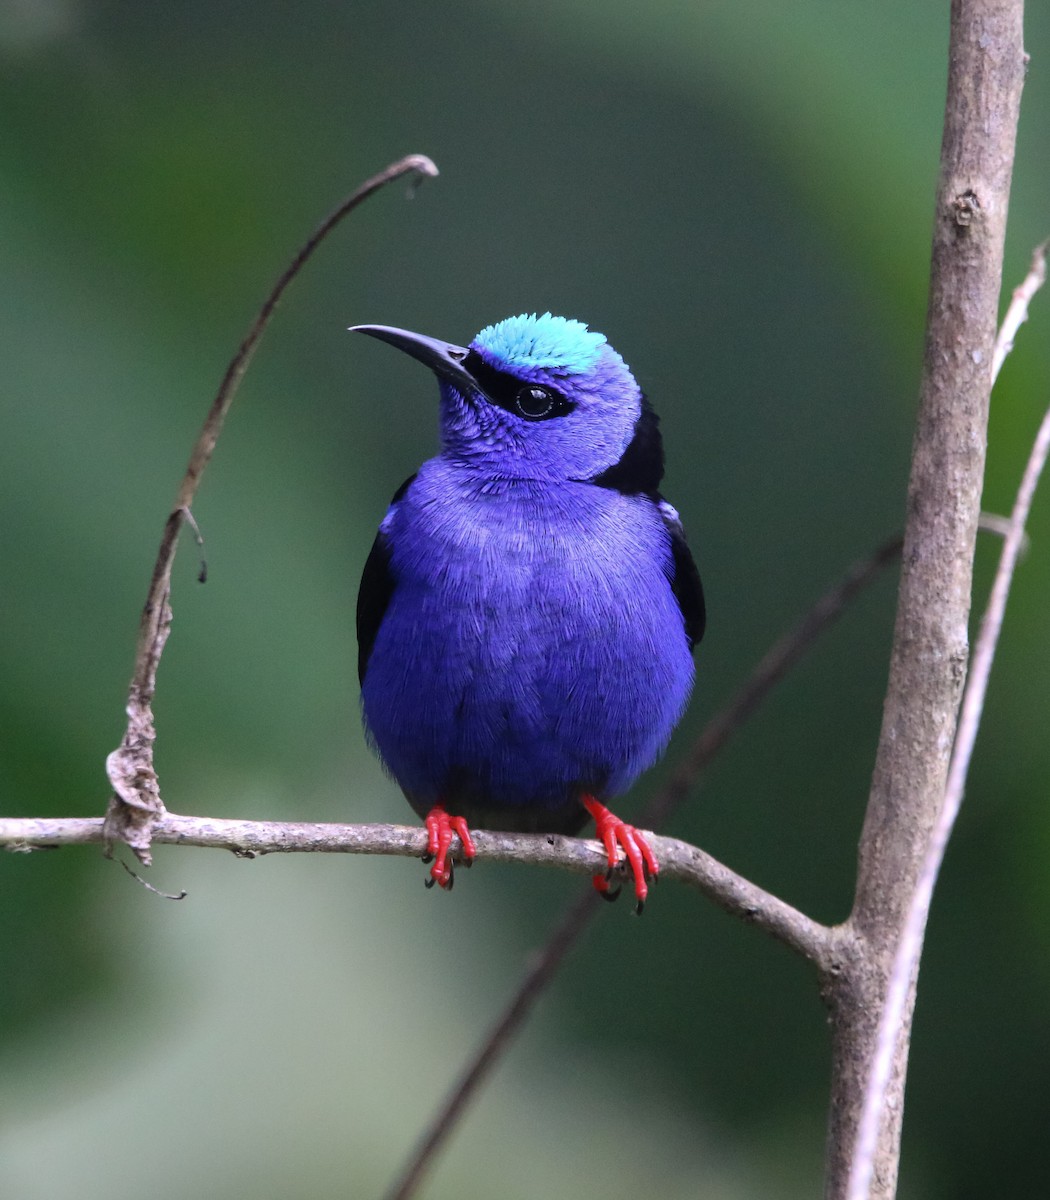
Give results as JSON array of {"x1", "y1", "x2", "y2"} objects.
[{"x1": 351, "y1": 312, "x2": 662, "y2": 489}]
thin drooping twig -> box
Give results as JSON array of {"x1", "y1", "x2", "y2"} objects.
[
  {"x1": 380, "y1": 531, "x2": 905, "y2": 1200},
  {"x1": 102, "y1": 154, "x2": 439, "y2": 863},
  {"x1": 848, "y1": 243, "x2": 1047, "y2": 1200}
]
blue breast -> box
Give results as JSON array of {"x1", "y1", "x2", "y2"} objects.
[{"x1": 359, "y1": 458, "x2": 694, "y2": 831}]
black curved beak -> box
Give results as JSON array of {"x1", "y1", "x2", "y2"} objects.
[{"x1": 350, "y1": 324, "x2": 479, "y2": 395}]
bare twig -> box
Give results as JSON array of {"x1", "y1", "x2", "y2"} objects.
[
  {"x1": 992, "y1": 241, "x2": 1047, "y2": 380},
  {"x1": 848, "y1": 244, "x2": 1048, "y2": 1200},
  {"x1": 0, "y1": 810, "x2": 832, "y2": 960},
  {"x1": 979, "y1": 509, "x2": 1029, "y2": 552},
  {"x1": 102, "y1": 155, "x2": 439, "y2": 864}
]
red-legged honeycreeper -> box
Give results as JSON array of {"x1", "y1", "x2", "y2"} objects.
[{"x1": 352, "y1": 313, "x2": 704, "y2": 910}]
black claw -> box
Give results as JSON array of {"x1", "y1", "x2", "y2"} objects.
[
  {"x1": 634, "y1": 899, "x2": 646, "y2": 916},
  {"x1": 421, "y1": 852, "x2": 434, "y2": 865},
  {"x1": 446, "y1": 860, "x2": 455, "y2": 890},
  {"x1": 462, "y1": 856, "x2": 473, "y2": 869},
  {"x1": 424, "y1": 876, "x2": 436, "y2": 889},
  {"x1": 599, "y1": 885, "x2": 622, "y2": 903}
]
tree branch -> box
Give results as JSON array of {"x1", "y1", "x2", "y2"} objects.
[
  {"x1": 826, "y1": 3, "x2": 1027, "y2": 1196},
  {"x1": 848, "y1": 241, "x2": 1048, "y2": 1200},
  {"x1": 102, "y1": 154, "x2": 439, "y2": 864},
  {"x1": 0, "y1": 812, "x2": 834, "y2": 967}
]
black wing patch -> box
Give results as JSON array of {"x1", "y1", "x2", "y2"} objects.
[
  {"x1": 356, "y1": 474, "x2": 416, "y2": 684},
  {"x1": 589, "y1": 396, "x2": 664, "y2": 497},
  {"x1": 659, "y1": 500, "x2": 706, "y2": 650},
  {"x1": 587, "y1": 395, "x2": 704, "y2": 647}
]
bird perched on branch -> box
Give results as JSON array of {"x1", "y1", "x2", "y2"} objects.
[{"x1": 352, "y1": 313, "x2": 704, "y2": 911}]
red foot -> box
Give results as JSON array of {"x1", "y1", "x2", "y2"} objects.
[
  {"x1": 583, "y1": 796, "x2": 659, "y2": 914},
  {"x1": 422, "y1": 804, "x2": 476, "y2": 890}
]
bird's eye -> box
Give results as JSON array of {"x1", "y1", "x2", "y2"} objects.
[
  {"x1": 514, "y1": 386, "x2": 555, "y2": 420},
  {"x1": 460, "y1": 350, "x2": 574, "y2": 420}
]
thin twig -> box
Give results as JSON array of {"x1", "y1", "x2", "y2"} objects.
[
  {"x1": 979, "y1": 509, "x2": 1029, "y2": 553},
  {"x1": 847, "y1": 248, "x2": 1048, "y2": 1200},
  {"x1": 992, "y1": 241, "x2": 1047, "y2": 381},
  {"x1": 102, "y1": 154, "x2": 439, "y2": 863}
]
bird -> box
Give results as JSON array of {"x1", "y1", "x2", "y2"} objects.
[{"x1": 351, "y1": 312, "x2": 704, "y2": 911}]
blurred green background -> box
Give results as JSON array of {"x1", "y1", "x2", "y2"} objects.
[{"x1": 1, "y1": 2, "x2": 1048, "y2": 1197}]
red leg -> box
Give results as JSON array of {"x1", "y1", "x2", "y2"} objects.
[
  {"x1": 422, "y1": 804, "x2": 476, "y2": 890},
  {"x1": 583, "y1": 795, "x2": 659, "y2": 914}
]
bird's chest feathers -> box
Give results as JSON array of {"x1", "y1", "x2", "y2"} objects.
[{"x1": 387, "y1": 469, "x2": 662, "y2": 608}]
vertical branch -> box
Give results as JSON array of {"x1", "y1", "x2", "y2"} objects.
[
  {"x1": 823, "y1": 4, "x2": 1026, "y2": 1198},
  {"x1": 850, "y1": 321, "x2": 1049, "y2": 1200}
]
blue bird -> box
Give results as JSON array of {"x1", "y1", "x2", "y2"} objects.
[{"x1": 352, "y1": 313, "x2": 704, "y2": 909}]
